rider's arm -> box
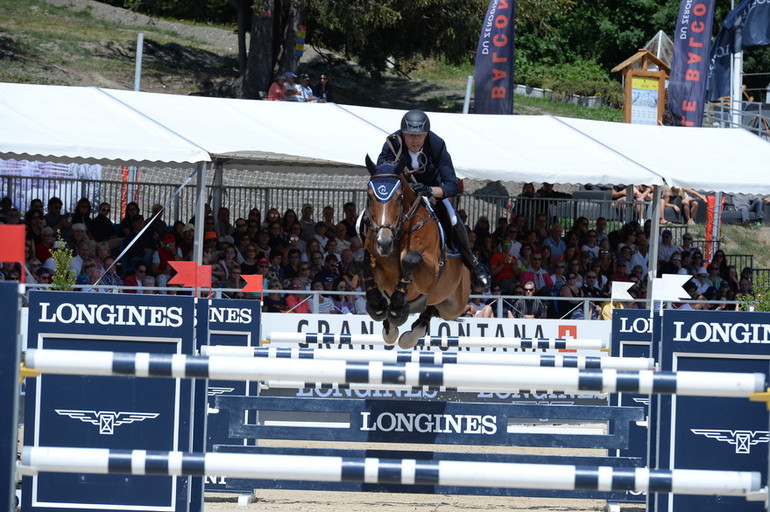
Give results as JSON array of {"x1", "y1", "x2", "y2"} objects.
[{"x1": 430, "y1": 135, "x2": 459, "y2": 198}]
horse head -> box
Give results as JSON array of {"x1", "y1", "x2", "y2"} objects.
[{"x1": 364, "y1": 155, "x2": 412, "y2": 257}]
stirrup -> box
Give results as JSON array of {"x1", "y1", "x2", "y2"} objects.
[{"x1": 471, "y1": 263, "x2": 491, "y2": 289}]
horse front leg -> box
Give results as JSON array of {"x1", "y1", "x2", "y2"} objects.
[
  {"x1": 354, "y1": 249, "x2": 389, "y2": 322},
  {"x1": 388, "y1": 250, "x2": 422, "y2": 327},
  {"x1": 399, "y1": 305, "x2": 438, "y2": 349}
]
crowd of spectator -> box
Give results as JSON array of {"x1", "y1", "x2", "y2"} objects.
[
  {"x1": 0, "y1": 182, "x2": 758, "y2": 317},
  {"x1": 268, "y1": 72, "x2": 334, "y2": 103}
]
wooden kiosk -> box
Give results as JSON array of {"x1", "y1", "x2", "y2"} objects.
[{"x1": 611, "y1": 49, "x2": 670, "y2": 125}]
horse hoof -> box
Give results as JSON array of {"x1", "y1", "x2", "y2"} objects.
[
  {"x1": 383, "y1": 325, "x2": 399, "y2": 345},
  {"x1": 388, "y1": 304, "x2": 410, "y2": 327},
  {"x1": 398, "y1": 331, "x2": 420, "y2": 349},
  {"x1": 367, "y1": 307, "x2": 388, "y2": 322}
]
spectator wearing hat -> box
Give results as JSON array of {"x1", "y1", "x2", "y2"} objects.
[
  {"x1": 297, "y1": 74, "x2": 317, "y2": 102},
  {"x1": 75, "y1": 273, "x2": 91, "y2": 291},
  {"x1": 283, "y1": 72, "x2": 301, "y2": 101},
  {"x1": 67, "y1": 223, "x2": 89, "y2": 251},
  {"x1": 178, "y1": 223, "x2": 196, "y2": 260},
  {"x1": 693, "y1": 267, "x2": 711, "y2": 295},
  {"x1": 255, "y1": 257, "x2": 271, "y2": 278},
  {"x1": 151, "y1": 233, "x2": 183, "y2": 290},
  {"x1": 203, "y1": 230, "x2": 218, "y2": 250}
]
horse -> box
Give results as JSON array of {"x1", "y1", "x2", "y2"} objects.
[{"x1": 354, "y1": 155, "x2": 471, "y2": 348}]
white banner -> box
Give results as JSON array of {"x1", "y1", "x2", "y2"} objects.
[{"x1": 261, "y1": 313, "x2": 610, "y2": 347}]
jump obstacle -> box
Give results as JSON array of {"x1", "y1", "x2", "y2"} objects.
[
  {"x1": 267, "y1": 331, "x2": 607, "y2": 350},
  {"x1": 9, "y1": 288, "x2": 770, "y2": 512},
  {"x1": 20, "y1": 446, "x2": 760, "y2": 497},
  {"x1": 23, "y1": 348, "x2": 765, "y2": 397},
  {"x1": 16, "y1": 347, "x2": 770, "y2": 504},
  {"x1": 202, "y1": 345, "x2": 654, "y2": 370}
]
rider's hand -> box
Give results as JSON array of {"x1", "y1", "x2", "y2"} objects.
[{"x1": 411, "y1": 182, "x2": 433, "y2": 197}]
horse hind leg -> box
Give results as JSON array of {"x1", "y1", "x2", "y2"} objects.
[
  {"x1": 398, "y1": 305, "x2": 437, "y2": 349},
  {"x1": 354, "y1": 249, "x2": 388, "y2": 322},
  {"x1": 389, "y1": 250, "x2": 422, "y2": 327}
]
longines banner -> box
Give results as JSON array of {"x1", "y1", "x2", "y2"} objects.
[
  {"x1": 24, "y1": 291, "x2": 196, "y2": 512},
  {"x1": 656, "y1": 309, "x2": 770, "y2": 512}
]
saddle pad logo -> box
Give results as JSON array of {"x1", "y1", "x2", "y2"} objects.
[
  {"x1": 55, "y1": 409, "x2": 160, "y2": 435},
  {"x1": 691, "y1": 429, "x2": 770, "y2": 454}
]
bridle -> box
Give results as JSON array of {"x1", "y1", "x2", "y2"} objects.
[{"x1": 363, "y1": 173, "x2": 435, "y2": 241}]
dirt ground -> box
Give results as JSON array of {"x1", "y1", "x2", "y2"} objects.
[{"x1": 204, "y1": 490, "x2": 617, "y2": 512}]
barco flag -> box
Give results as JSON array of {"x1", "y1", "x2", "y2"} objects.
[
  {"x1": 668, "y1": 0, "x2": 716, "y2": 126},
  {"x1": 474, "y1": 0, "x2": 515, "y2": 114}
]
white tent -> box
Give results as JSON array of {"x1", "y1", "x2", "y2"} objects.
[
  {"x1": 3, "y1": 82, "x2": 769, "y2": 277},
  {"x1": 2, "y1": 83, "x2": 769, "y2": 194},
  {"x1": 0, "y1": 83, "x2": 209, "y2": 165}
]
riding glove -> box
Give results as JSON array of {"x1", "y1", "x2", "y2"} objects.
[{"x1": 411, "y1": 182, "x2": 433, "y2": 197}]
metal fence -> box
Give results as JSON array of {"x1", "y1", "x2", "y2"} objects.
[{"x1": 1, "y1": 174, "x2": 651, "y2": 233}]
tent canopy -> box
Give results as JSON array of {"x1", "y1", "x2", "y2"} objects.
[{"x1": 1, "y1": 82, "x2": 770, "y2": 193}]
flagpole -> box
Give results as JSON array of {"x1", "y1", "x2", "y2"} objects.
[{"x1": 731, "y1": 50, "x2": 744, "y2": 128}]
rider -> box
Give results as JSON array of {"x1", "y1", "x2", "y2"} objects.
[{"x1": 377, "y1": 109, "x2": 491, "y2": 290}]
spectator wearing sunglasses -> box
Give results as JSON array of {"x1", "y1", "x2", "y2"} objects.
[{"x1": 509, "y1": 281, "x2": 545, "y2": 319}]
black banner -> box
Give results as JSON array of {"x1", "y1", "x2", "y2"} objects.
[
  {"x1": 474, "y1": 0, "x2": 515, "y2": 115},
  {"x1": 668, "y1": 0, "x2": 716, "y2": 126}
]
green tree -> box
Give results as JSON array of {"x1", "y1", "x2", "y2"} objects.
[
  {"x1": 739, "y1": 274, "x2": 770, "y2": 312},
  {"x1": 50, "y1": 233, "x2": 76, "y2": 291}
]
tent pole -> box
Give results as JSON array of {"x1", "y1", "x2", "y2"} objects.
[
  {"x1": 647, "y1": 184, "x2": 662, "y2": 302},
  {"x1": 193, "y1": 162, "x2": 208, "y2": 266},
  {"x1": 211, "y1": 162, "x2": 224, "y2": 231}
]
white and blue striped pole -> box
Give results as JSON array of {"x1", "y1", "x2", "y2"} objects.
[
  {"x1": 21, "y1": 446, "x2": 760, "y2": 497},
  {"x1": 24, "y1": 349, "x2": 765, "y2": 398},
  {"x1": 201, "y1": 345, "x2": 654, "y2": 370},
  {"x1": 266, "y1": 332, "x2": 607, "y2": 351}
]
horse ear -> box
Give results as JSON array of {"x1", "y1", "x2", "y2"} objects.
[{"x1": 364, "y1": 154, "x2": 377, "y2": 176}]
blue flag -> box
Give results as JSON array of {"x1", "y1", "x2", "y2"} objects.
[
  {"x1": 668, "y1": 0, "x2": 717, "y2": 126},
  {"x1": 474, "y1": 0, "x2": 515, "y2": 115},
  {"x1": 706, "y1": 28, "x2": 733, "y2": 101},
  {"x1": 741, "y1": 0, "x2": 770, "y2": 49}
]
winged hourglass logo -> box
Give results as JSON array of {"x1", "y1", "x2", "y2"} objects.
[{"x1": 55, "y1": 410, "x2": 160, "y2": 435}]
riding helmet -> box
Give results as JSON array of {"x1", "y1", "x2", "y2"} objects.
[{"x1": 400, "y1": 109, "x2": 430, "y2": 135}]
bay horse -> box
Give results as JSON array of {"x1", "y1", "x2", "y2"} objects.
[{"x1": 355, "y1": 155, "x2": 470, "y2": 348}]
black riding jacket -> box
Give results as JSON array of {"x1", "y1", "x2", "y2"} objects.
[{"x1": 376, "y1": 131, "x2": 459, "y2": 198}]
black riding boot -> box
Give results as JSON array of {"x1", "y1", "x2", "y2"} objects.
[{"x1": 452, "y1": 221, "x2": 491, "y2": 290}]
